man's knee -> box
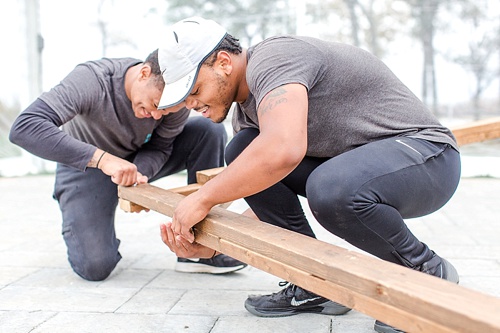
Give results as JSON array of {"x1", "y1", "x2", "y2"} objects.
[
  {"x1": 306, "y1": 172, "x2": 356, "y2": 229},
  {"x1": 63, "y1": 228, "x2": 121, "y2": 281},
  {"x1": 69, "y1": 252, "x2": 121, "y2": 281},
  {"x1": 225, "y1": 128, "x2": 259, "y2": 165}
]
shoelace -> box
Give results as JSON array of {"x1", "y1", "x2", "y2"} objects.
[
  {"x1": 417, "y1": 255, "x2": 442, "y2": 278},
  {"x1": 269, "y1": 281, "x2": 296, "y2": 301}
]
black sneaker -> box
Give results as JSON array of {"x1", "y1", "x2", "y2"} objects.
[
  {"x1": 175, "y1": 254, "x2": 247, "y2": 274},
  {"x1": 374, "y1": 254, "x2": 459, "y2": 333},
  {"x1": 420, "y1": 255, "x2": 459, "y2": 283},
  {"x1": 245, "y1": 282, "x2": 351, "y2": 317}
]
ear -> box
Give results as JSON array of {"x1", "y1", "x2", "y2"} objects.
[
  {"x1": 216, "y1": 51, "x2": 233, "y2": 75},
  {"x1": 139, "y1": 64, "x2": 153, "y2": 81}
]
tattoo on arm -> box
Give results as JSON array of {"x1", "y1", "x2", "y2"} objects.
[{"x1": 259, "y1": 87, "x2": 288, "y2": 117}]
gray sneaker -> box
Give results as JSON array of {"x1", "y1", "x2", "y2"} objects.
[
  {"x1": 245, "y1": 282, "x2": 351, "y2": 317},
  {"x1": 374, "y1": 254, "x2": 459, "y2": 333}
]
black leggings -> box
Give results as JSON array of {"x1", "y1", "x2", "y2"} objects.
[{"x1": 225, "y1": 128, "x2": 461, "y2": 267}]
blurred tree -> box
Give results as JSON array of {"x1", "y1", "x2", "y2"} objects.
[
  {"x1": 309, "y1": 0, "x2": 409, "y2": 59},
  {"x1": 96, "y1": 0, "x2": 136, "y2": 57},
  {"x1": 404, "y1": 0, "x2": 445, "y2": 115},
  {"x1": 447, "y1": 0, "x2": 499, "y2": 120},
  {"x1": 344, "y1": 0, "x2": 361, "y2": 47},
  {"x1": 162, "y1": 0, "x2": 295, "y2": 46}
]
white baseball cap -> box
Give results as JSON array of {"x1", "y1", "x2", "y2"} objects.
[{"x1": 158, "y1": 17, "x2": 227, "y2": 109}]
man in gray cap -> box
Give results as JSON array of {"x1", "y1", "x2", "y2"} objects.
[{"x1": 157, "y1": 16, "x2": 460, "y2": 333}]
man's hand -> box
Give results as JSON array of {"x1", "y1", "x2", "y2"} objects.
[
  {"x1": 170, "y1": 191, "x2": 212, "y2": 243},
  {"x1": 160, "y1": 221, "x2": 215, "y2": 258},
  {"x1": 89, "y1": 149, "x2": 148, "y2": 186}
]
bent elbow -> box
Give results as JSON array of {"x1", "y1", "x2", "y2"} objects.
[
  {"x1": 279, "y1": 143, "x2": 307, "y2": 170},
  {"x1": 9, "y1": 121, "x2": 22, "y2": 146},
  {"x1": 9, "y1": 114, "x2": 35, "y2": 149}
]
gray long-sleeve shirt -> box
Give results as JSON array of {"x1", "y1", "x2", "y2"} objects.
[{"x1": 10, "y1": 57, "x2": 190, "y2": 178}]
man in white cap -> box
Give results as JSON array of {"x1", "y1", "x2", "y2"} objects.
[
  {"x1": 9, "y1": 47, "x2": 247, "y2": 282},
  {"x1": 157, "y1": 17, "x2": 461, "y2": 333}
]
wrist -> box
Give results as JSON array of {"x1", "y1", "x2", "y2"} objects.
[
  {"x1": 195, "y1": 186, "x2": 220, "y2": 209},
  {"x1": 96, "y1": 151, "x2": 106, "y2": 169},
  {"x1": 88, "y1": 149, "x2": 105, "y2": 168}
]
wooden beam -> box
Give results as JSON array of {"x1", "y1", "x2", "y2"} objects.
[
  {"x1": 168, "y1": 183, "x2": 202, "y2": 196},
  {"x1": 118, "y1": 183, "x2": 500, "y2": 333},
  {"x1": 196, "y1": 166, "x2": 226, "y2": 184},
  {"x1": 451, "y1": 117, "x2": 500, "y2": 146},
  {"x1": 120, "y1": 167, "x2": 226, "y2": 213},
  {"x1": 118, "y1": 198, "x2": 147, "y2": 213},
  {"x1": 119, "y1": 184, "x2": 203, "y2": 213}
]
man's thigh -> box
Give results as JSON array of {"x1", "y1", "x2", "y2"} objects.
[{"x1": 306, "y1": 137, "x2": 460, "y2": 218}]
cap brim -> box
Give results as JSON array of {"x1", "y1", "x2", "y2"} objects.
[{"x1": 158, "y1": 66, "x2": 198, "y2": 109}]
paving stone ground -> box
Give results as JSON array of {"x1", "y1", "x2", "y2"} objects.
[{"x1": 0, "y1": 173, "x2": 499, "y2": 333}]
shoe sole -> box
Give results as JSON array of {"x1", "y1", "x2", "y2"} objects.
[
  {"x1": 244, "y1": 300, "x2": 351, "y2": 317},
  {"x1": 441, "y1": 258, "x2": 459, "y2": 283},
  {"x1": 175, "y1": 262, "x2": 247, "y2": 274},
  {"x1": 374, "y1": 321, "x2": 405, "y2": 333}
]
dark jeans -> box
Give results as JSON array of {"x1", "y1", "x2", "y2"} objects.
[
  {"x1": 53, "y1": 117, "x2": 227, "y2": 281},
  {"x1": 225, "y1": 128, "x2": 461, "y2": 267}
]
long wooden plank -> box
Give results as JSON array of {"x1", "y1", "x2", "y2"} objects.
[
  {"x1": 451, "y1": 117, "x2": 500, "y2": 146},
  {"x1": 118, "y1": 183, "x2": 500, "y2": 333}
]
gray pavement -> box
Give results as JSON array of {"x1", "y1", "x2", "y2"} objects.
[{"x1": 0, "y1": 173, "x2": 499, "y2": 333}]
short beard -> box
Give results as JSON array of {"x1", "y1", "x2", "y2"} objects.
[
  {"x1": 213, "y1": 72, "x2": 234, "y2": 123},
  {"x1": 213, "y1": 105, "x2": 231, "y2": 123}
]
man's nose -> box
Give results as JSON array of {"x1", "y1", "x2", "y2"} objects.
[
  {"x1": 150, "y1": 109, "x2": 165, "y2": 120},
  {"x1": 185, "y1": 96, "x2": 197, "y2": 110}
]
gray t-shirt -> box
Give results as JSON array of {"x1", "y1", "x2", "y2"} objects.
[
  {"x1": 16, "y1": 57, "x2": 190, "y2": 178},
  {"x1": 233, "y1": 36, "x2": 458, "y2": 157}
]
